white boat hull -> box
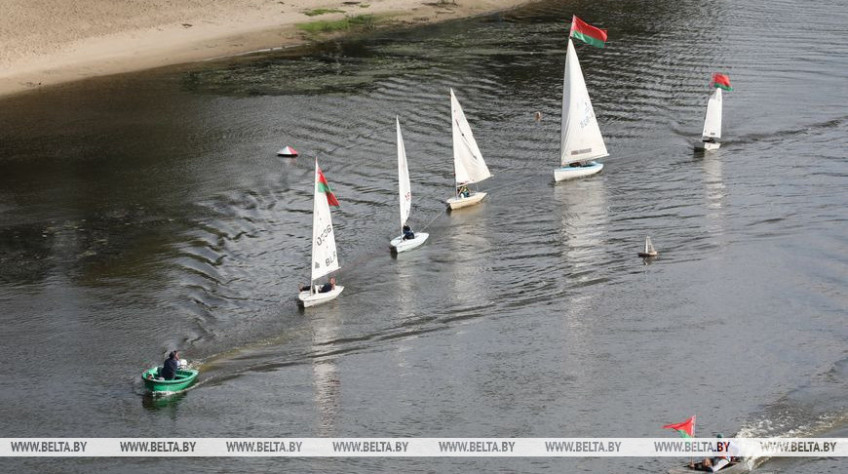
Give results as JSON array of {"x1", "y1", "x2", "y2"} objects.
[
  {"x1": 554, "y1": 161, "x2": 603, "y2": 181},
  {"x1": 446, "y1": 191, "x2": 487, "y2": 210},
  {"x1": 694, "y1": 140, "x2": 721, "y2": 151},
  {"x1": 390, "y1": 232, "x2": 429, "y2": 253},
  {"x1": 298, "y1": 285, "x2": 344, "y2": 308}
]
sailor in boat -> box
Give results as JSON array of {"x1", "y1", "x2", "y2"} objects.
[
  {"x1": 161, "y1": 351, "x2": 180, "y2": 380},
  {"x1": 457, "y1": 185, "x2": 470, "y2": 198},
  {"x1": 402, "y1": 225, "x2": 415, "y2": 240},
  {"x1": 300, "y1": 276, "x2": 337, "y2": 294},
  {"x1": 688, "y1": 434, "x2": 736, "y2": 472},
  {"x1": 568, "y1": 161, "x2": 586, "y2": 168}
]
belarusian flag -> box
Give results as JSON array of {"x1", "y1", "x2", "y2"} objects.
[
  {"x1": 712, "y1": 73, "x2": 733, "y2": 91},
  {"x1": 317, "y1": 165, "x2": 340, "y2": 207},
  {"x1": 663, "y1": 415, "x2": 696, "y2": 438},
  {"x1": 570, "y1": 15, "x2": 608, "y2": 48}
]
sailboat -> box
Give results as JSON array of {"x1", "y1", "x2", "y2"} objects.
[
  {"x1": 298, "y1": 159, "x2": 344, "y2": 308},
  {"x1": 637, "y1": 236, "x2": 658, "y2": 258},
  {"x1": 695, "y1": 73, "x2": 731, "y2": 151},
  {"x1": 445, "y1": 88, "x2": 492, "y2": 210},
  {"x1": 554, "y1": 37, "x2": 609, "y2": 181},
  {"x1": 390, "y1": 117, "x2": 430, "y2": 253},
  {"x1": 694, "y1": 87, "x2": 723, "y2": 151}
]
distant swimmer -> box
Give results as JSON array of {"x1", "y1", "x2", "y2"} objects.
[{"x1": 534, "y1": 111, "x2": 542, "y2": 122}]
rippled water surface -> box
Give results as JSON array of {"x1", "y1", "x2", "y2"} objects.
[{"x1": 1, "y1": 0, "x2": 847, "y2": 471}]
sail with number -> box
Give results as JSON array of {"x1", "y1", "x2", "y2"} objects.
[
  {"x1": 701, "y1": 88, "x2": 722, "y2": 140},
  {"x1": 451, "y1": 88, "x2": 491, "y2": 185},
  {"x1": 397, "y1": 117, "x2": 412, "y2": 229},
  {"x1": 561, "y1": 38, "x2": 608, "y2": 165},
  {"x1": 310, "y1": 159, "x2": 339, "y2": 283}
]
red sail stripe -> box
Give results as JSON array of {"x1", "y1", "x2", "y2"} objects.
[{"x1": 317, "y1": 167, "x2": 340, "y2": 206}]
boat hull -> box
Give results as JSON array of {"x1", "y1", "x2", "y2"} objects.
[
  {"x1": 694, "y1": 140, "x2": 721, "y2": 151},
  {"x1": 668, "y1": 459, "x2": 750, "y2": 474},
  {"x1": 390, "y1": 232, "x2": 429, "y2": 253},
  {"x1": 142, "y1": 368, "x2": 198, "y2": 393},
  {"x1": 554, "y1": 161, "x2": 603, "y2": 181},
  {"x1": 298, "y1": 285, "x2": 344, "y2": 308},
  {"x1": 446, "y1": 192, "x2": 487, "y2": 210}
]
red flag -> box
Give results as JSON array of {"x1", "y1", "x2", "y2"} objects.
[
  {"x1": 570, "y1": 15, "x2": 608, "y2": 48},
  {"x1": 663, "y1": 415, "x2": 696, "y2": 438},
  {"x1": 317, "y1": 166, "x2": 340, "y2": 207},
  {"x1": 711, "y1": 73, "x2": 733, "y2": 91}
]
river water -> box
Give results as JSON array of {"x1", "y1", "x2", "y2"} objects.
[{"x1": 1, "y1": 0, "x2": 847, "y2": 472}]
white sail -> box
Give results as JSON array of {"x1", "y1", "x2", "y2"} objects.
[
  {"x1": 701, "y1": 87, "x2": 722, "y2": 140},
  {"x1": 561, "y1": 38, "x2": 608, "y2": 165},
  {"x1": 310, "y1": 159, "x2": 339, "y2": 283},
  {"x1": 451, "y1": 88, "x2": 491, "y2": 185},
  {"x1": 397, "y1": 117, "x2": 412, "y2": 229}
]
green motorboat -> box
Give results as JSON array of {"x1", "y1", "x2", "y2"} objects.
[{"x1": 141, "y1": 367, "x2": 199, "y2": 393}]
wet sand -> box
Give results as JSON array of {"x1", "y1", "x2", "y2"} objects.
[{"x1": 0, "y1": 0, "x2": 533, "y2": 98}]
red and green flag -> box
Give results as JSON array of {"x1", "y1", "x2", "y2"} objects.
[
  {"x1": 712, "y1": 73, "x2": 733, "y2": 91},
  {"x1": 663, "y1": 415, "x2": 696, "y2": 438},
  {"x1": 570, "y1": 15, "x2": 608, "y2": 48},
  {"x1": 317, "y1": 165, "x2": 340, "y2": 207}
]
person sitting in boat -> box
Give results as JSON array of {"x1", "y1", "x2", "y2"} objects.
[
  {"x1": 568, "y1": 161, "x2": 583, "y2": 168},
  {"x1": 457, "y1": 185, "x2": 470, "y2": 198},
  {"x1": 161, "y1": 350, "x2": 180, "y2": 380},
  {"x1": 300, "y1": 277, "x2": 336, "y2": 294},
  {"x1": 402, "y1": 225, "x2": 415, "y2": 240},
  {"x1": 688, "y1": 457, "x2": 712, "y2": 472}
]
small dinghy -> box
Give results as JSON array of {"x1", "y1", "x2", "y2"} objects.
[
  {"x1": 142, "y1": 367, "x2": 198, "y2": 393},
  {"x1": 555, "y1": 16, "x2": 609, "y2": 182},
  {"x1": 277, "y1": 146, "x2": 299, "y2": 157},
  {"x1": 638, "y1": 236, "x2": 658, "y2": 258},
  {"x1": 390, "y1": 117, "x2": 429, "y2": 253},
  {"x1": 298, "y1": 159, "x2": 344, "y2": 308},
  {"x1": 446, "y1": 89, "x2": 492, "y2": 211},
  {"x1": 694, "y1": 74, "x2": 731, "y2": 152}
]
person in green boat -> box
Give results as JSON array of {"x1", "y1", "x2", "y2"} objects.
[{"x1": 161, "y1": 351, "x2": 180, "y2": 380}]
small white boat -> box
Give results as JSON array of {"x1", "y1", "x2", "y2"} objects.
[
  {"x1": 638, "y1": 236, "x2": 658, "y2": 258},
  {"x1": 298, "y1": 159, "x2": 344, "y2": 308},
  {"x1": 554, "y1": 37, "x2": 609, "y2": 182},
  {"x1": 694, "y1": 87, "x2": 722, "y2": 151},
  {"x1": 277, "y1": 146, "x2": 299, "y2": 157},
  {"x1": 446, "y1": 89, "x2": 492, "y2": 210},
  {"x1": 446, "y1": 191, "x2": 487, "y2": 210},
  {"x1": 554, "y1": 161, "x2": 604, "y2": 181},
  {"x1": 390, "y1": 117, "x2": 429, "y2": 254},
  {"x1": 299, "y1": 284, "x2": 344, "y2": 308}
]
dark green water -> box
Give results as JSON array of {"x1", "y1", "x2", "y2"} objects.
[{"x1": 1, "y1": 0, "x2": 847, "y2": 471}]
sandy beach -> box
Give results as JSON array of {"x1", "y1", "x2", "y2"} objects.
[{"x1": 0, "y1": 0, "x2": 534, "y2": 98}]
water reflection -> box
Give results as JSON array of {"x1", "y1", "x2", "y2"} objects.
[
  {"x1": 700, "y1": 152, "x2": 727, "y2": 248},
  {"x1": 554, "y1": 177, "x2": 609, "y2": 280},
  {"x1": 141, "y1": 391, "x2": 188, "y2": 414},
  {"x1": 446, "y1": 203, "x2": 493, "y2": 312},
  {"x1": 309, "y1": 311, "x2": 343, "y2": 436}
]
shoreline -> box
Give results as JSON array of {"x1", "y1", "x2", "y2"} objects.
[{"x1": 0, "y1": 0, "x2": 536, "y2": 99}]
